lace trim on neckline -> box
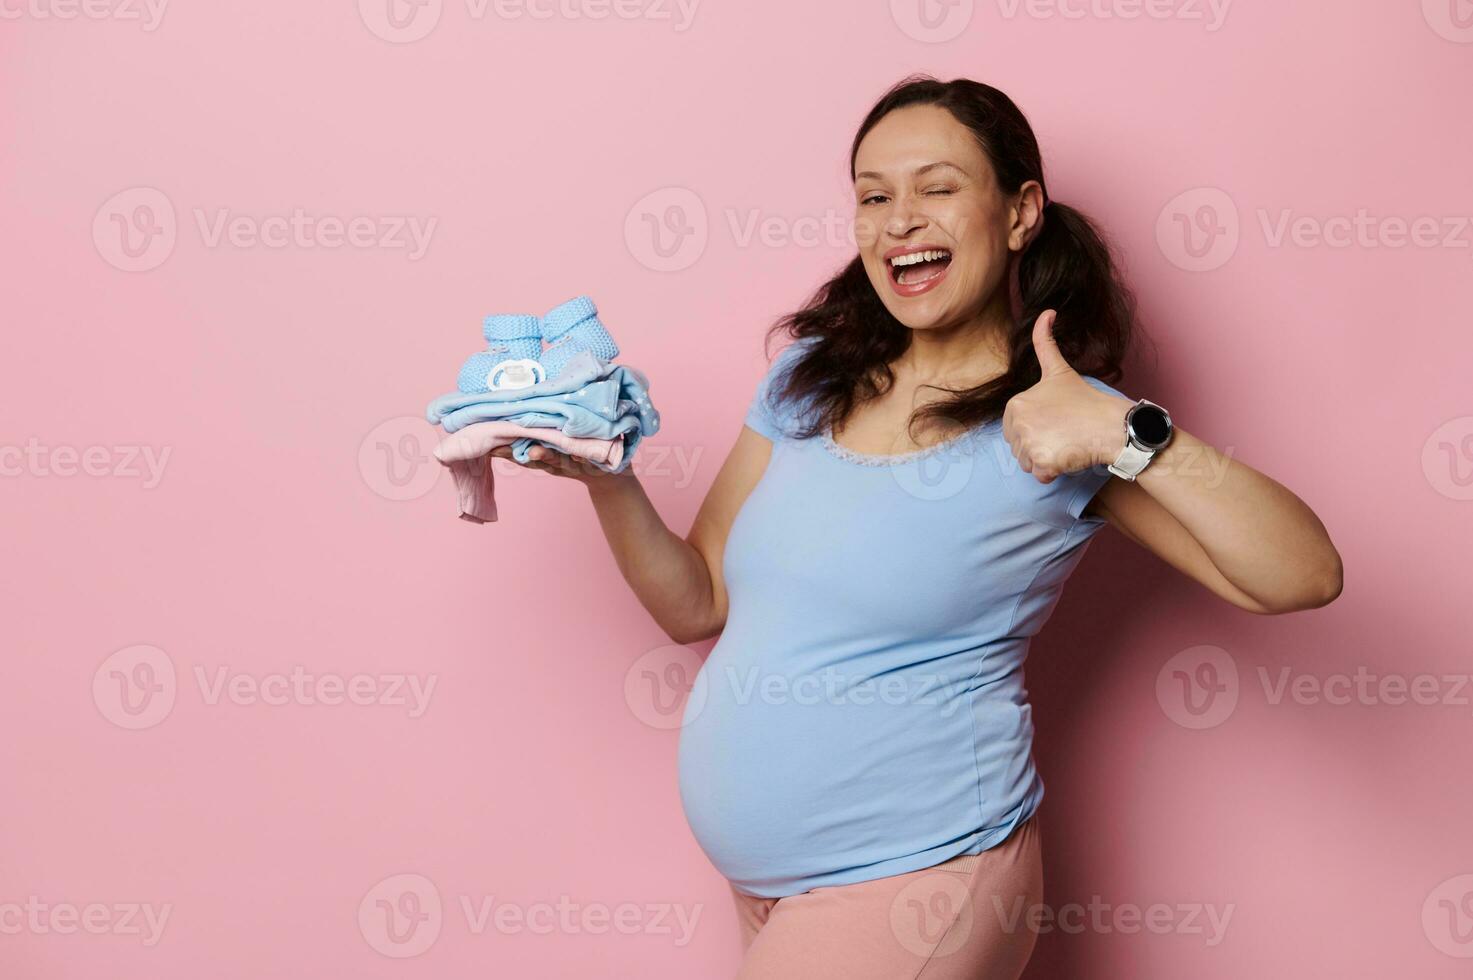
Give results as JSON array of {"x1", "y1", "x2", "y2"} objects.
[{"x1": 819, "y1": 426, "x2": 985, "y2": 466}]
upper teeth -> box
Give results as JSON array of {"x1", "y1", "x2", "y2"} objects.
[{"x1": 890, "y1": 250, "x2": 950, "y2": 267}]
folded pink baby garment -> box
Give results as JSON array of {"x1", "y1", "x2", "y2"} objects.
[{"x1": 433, "y1": 421, "x2": 624, "y2": 524}]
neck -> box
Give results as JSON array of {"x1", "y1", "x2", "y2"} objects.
[{"x1": 895, "y1": 294, "x2": 1013, "y2": 388}]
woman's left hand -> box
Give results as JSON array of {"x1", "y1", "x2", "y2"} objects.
[{"x1": 1001, "y1": 309, "x2": 1136, "y2": 482}]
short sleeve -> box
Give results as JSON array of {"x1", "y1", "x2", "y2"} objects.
[
  {"x1": 1056, "y1": 374, "x2": 1134, "y2": 526},
  {"x1": 1008, "y1": 374, "x2": 1133, "y2": 529},
  {"x1": 743, "y1": 338, "x2": 814, "y2": 442}
]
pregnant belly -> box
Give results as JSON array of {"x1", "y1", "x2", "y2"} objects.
[{"x1": 675, "y1": 642, "x2": 1038, "y2": 895}]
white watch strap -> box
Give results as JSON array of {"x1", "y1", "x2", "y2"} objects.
[{"x1": 1108, "y1": 440, "x2": 1155, "y2": 481}]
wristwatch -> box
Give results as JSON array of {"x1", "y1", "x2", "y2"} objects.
[{"x1": 1107, "y1": 398, "x2": 1174, "y2": 481}]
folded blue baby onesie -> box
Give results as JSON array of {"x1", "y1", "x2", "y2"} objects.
[
  {"x1": 425, "y1": 349, "x2": 660, "y2": 468},
  {"x1": 430, "y1": 350, "x2": 619, "y2": 415}
]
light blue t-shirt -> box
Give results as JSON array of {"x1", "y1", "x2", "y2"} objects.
[{"x1": 676, "y1": 338, "x2": 1130, "y2": 898}]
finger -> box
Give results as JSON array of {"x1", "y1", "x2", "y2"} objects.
[
  {"x1": 1008, "y1": 423, "x2": 1033, "y2": 471},
  {"x1": 1031, "y1": 309, "x2": 1074, "y2": 378}
]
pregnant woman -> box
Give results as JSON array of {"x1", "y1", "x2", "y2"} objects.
[{"x1": 489, "y1": 75, "x2": 1343, "y2": 978}]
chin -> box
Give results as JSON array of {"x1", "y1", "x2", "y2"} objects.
[{"x1": 878, "y1": 285, "x2": 973, "y2": 332}]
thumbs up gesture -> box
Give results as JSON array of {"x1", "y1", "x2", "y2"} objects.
[{"x1": 1001, "y1": 310, "x2": 1134, "y2": 482}]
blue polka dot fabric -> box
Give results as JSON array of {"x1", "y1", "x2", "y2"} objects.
[{"x1": 427, "y1": 296, "x2": 659, "y2": 479}]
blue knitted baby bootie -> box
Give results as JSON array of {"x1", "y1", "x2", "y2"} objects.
[
  {"x1": 539, "y1": 296, "x2": 619, "y2": 380},
  {"x1": 456, "y1": 313, "x2": 545, "y2": 393}
]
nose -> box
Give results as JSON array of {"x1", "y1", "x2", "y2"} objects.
[{"x1": 882, "y1": 192, "x2": 928, "y2": 242}]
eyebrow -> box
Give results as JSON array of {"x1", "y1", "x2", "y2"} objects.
[{"x1": 854, "y1": 160, "x2": 966, "y2": 182}]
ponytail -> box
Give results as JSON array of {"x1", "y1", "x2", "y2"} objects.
[{"x1": 1016, "y1": 199, "x2": 1133, "y2": 384}]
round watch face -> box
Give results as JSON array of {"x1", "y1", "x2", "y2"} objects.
[{"x1": 1129, "y1": 404, "x2": 1173, "y2": 449}]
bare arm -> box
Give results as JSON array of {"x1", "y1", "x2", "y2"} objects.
[
  {"x1": 493, "y1": 426, "x2": 773, "y2": 644},
  {"x1": 1009, "y1": 310, "x2": 1344, "y2": 617},
  {"x1": 1085, "y1": 426, "x2": 1343, "y2": 615}
]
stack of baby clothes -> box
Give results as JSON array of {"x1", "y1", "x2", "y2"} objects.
[{"x1": 425, "y1": 296, "x2": 660, "y2": 523}]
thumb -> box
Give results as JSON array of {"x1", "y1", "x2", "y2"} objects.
[{"x1": 1031, "y1": 309, "x2": 1074, "y2": 378}]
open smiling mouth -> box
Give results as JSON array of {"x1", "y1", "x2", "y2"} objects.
[{"x1": 887, "y1": 248, "x2": 952, "y2": 293}]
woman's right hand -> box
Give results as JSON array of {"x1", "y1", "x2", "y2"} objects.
[{"x1": 484, "y1": 444, "x2": 624, "y2": 485}]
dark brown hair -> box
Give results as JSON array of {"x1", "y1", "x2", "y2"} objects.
[{"x1": 762, "y1": 74, "x2": 1135, "y2": 441}]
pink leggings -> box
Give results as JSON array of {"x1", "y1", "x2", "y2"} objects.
[{"x1": 729, "y1": 815, "x2": 1043, "y2": 979}]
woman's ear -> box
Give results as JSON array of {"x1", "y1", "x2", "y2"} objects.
[{"x1": 1008, "y1": 180, "x2": 1046, "y2": 252}]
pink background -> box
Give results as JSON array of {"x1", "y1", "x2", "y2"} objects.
[{"x1": 3, "y1": 1, "x2": 1472, "y2": 976}]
